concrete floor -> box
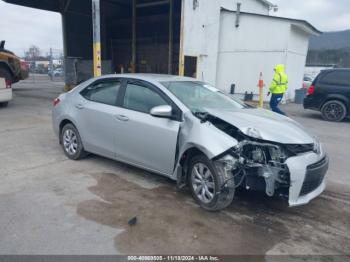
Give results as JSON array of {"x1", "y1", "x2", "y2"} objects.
[{"x1": 0, "y1": 77, "x2": 349, "y2": 255}]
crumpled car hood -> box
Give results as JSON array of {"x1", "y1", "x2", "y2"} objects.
[{"x1": 206, "y1": 108, "x2": 314, "y2": 144}]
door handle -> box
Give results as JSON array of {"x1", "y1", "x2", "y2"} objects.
[
  {"x1": 115, "y1": 114, "x2": 129, "y2": 122},
  {"x1": 75, "y1": 104, "x2": 84, "y2": 110}
]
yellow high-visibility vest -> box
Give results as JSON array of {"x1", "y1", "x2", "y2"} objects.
[{"x1": 270, "y1": 64, "x2": 288, "y2": 94}]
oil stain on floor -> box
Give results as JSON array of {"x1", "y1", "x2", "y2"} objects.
[
  {"x1": 77, "y1": 172, "x2": 290, "y2": 255},
  {"x1": 77, "y1": 171, "x2": 350, "y2": 255}
]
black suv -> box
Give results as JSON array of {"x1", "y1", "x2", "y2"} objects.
[{"x1": 303, "y1": 69, "x2": 350, "y2": 122}]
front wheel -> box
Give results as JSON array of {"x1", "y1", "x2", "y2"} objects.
[
  {"x1": 321, "y1": 100, "x2": 347, "y2": 122},
  {"x1": 188, "y1": 154, "x2": 234, "y2": 211},
  {"x1": 60, "y1": 124, "x2": 87, "y2": 160}
]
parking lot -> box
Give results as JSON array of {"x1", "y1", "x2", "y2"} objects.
[{"x1": 0, "y1": 77, "x2": 349, "y2": 255}]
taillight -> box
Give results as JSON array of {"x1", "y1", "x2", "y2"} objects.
[
  {"x1": 307, "y1": 85, "x2": 315, "y2": 96},
  {"x1": 20, "y1": 61, "x2": 29, "y2": 71},
  {"x1": 53, "y1": 98, "x2": 60, "y2": 106},
  {"x1": 5, "y1": 79, "x2": 12, "y2": 89}
]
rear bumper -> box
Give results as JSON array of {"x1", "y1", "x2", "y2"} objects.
[
  {"x1": 0, "y1": 89, "x2": 12, "y2": 103},
  {"x1": 286, "y1": 144, "x2": 328, "y2": 207},
  {"x1": 303, "y1": 96, "x2": 319, "y2": 110}
]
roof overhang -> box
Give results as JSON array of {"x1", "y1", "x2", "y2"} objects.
[
  {"x1": 3, "y1": 0, "x2": 61, "y2": 12},
  {"x1": 291, "y1": 23, "x2": 321, "y2": 37},
  {"x1": 221, "y1": 8, "x2": 322, "y2": 36},
  {"x1": 2, "y1": 0, "x2": 132, "y2": 13}
]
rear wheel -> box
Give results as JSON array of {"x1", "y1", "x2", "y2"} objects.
[
  {"x1": 188, "y1": 154, "x2": 234, "y2": 211},
  {"x1": 60, "y1": 124, "x2": 87, "y2": 160},
  {"x1": 0, "y1": 67, "x2": 13, "y2": 84},
  {"x1": 0, "y1": 102, "x2": 8, "y2": 107},
  {"x1": 321, "y1": 100, "x2": 347, "y2": 122}
]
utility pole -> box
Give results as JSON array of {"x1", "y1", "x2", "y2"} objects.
[
  {"x1": 179, "y1": 0, "x2": 185, "y2": 76},
  {"x1": 49, "y1": 48, "x2": 53, "y2": 81},
  {"x1": 92, "y1": 0, "x2": 102, "y2": 77},
  {"x1": 168, "y1": 0, "x2": 173, "y2": 74}
]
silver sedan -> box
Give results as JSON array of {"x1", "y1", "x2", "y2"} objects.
[{"x1": 52, "y1": 74, "x2": 328, "y2": 211}]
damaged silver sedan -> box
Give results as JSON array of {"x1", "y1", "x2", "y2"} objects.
[{"x1": 52, "y1": 74, "x2": 329, "y2": 211}]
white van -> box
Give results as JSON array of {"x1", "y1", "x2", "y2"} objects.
[{"x1": 0, "y1": 77, "x2": 12, "y2": 107}]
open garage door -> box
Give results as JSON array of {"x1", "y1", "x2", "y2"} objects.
[
  {"x1": 107, "y1": 0, "x2": 182, "y2": 75},
  {"x1": 4, "y1": 0, "x2": 183, "y2": 85}
]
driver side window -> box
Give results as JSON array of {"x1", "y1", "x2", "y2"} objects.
[{"x1": 123, "y1": 83, "x2": 168, "y2": 114}]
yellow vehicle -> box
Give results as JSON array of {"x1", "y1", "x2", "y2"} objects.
[{"x1": 0, "y1": 41, "x2": 28, "y2": 86}]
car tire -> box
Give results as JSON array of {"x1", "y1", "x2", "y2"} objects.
[
  {"x1": 0, "y1": 102, "x2": 9, "y2": 107},
  {"x1": 60, "y1": 123, "x2": 87, "y2": 160},
  {"x1": 321, "y1": 100, "x2": 347, "y2": 122},
  {"x1": 0, "y1": 67, "x2": 12, "y2": 83},
  {"x1": 188, "y1": 154, "x2": 234, "y2": 211}
]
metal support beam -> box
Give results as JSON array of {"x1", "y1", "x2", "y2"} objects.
[
  {"x1": 64, "y1": 0, "x2": 71, "y2": 12},
  {"x1": 92, "y1": 0, "x2": 102, "y2": 77},
  {"x1": 61, "y1": 13, "x2": 70, "y2": 90},
  {"x1": 168, "y1": 0, "x2": 173, "y2": 74},
  {"x1": 179, "y1": 0, "x2": 185, "y2": 76},
  {"x1": 136, "y1": 0, "x2": 169, "y2": 8},
  {"x1": 131, "y1": 0, "x2": 137, "y2": 73}
]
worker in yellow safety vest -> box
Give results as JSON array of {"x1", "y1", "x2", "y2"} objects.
[{"x1": 267, "y1": 64, "x2": 288, "y2": 115}]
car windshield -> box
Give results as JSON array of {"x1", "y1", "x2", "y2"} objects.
[{"x1": 162, "y1": 81, "x2": 248, "y2": 113}]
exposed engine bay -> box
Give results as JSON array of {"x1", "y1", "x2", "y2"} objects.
[{"x1": 195, "y1": 112, "x2": 316, "y2": 199}]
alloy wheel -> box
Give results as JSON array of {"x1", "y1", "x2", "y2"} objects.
[
  {"x1": 63, "y1": 129, "x2": 78, "y2": 155},
  {"x1": 324, "y1": 102, "x2": 344, "y2": 121},
  {"x1": 191, "y1": 163, "x2": 216, "y2": 204}
]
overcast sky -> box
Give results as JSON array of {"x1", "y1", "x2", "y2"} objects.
[
  {"x1": 272, "y1": 0, "x2": 350, "y2": 31},
  {"x1": 0, "y1": 1, "x2": 62, "y2": 56},
  {"x1": 0, "y1": 0, "x2": 349, "y2": 56}
]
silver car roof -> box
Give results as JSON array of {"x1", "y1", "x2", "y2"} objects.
[{"x1": 98, "y1": 73, "x2": 197, "y2": 83}]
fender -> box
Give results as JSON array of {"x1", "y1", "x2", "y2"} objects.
[
  {"x1": 321, "y1": 94, "x2": 350, "y2": 111},
  {"x1": 0, "y1": 61, "x2": 15, "y2": 76}
]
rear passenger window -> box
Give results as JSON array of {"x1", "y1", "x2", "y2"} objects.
[
  {"x1": 123, "y1": 83, "x2": 168, "y2": 113},
  {"x1": 81, "y1": 80, "x2": 121, "y2": 106},
  {"x1": 320, "y1": 71, "x2": 350, "y2": 86}
]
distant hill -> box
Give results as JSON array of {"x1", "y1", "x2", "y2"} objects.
[
  {"x1": 309, "y1": 30, "x2": 350, "y2": 50},
  {"x1": 307, "y1": 30, "x2": 350, "y2": 67}
]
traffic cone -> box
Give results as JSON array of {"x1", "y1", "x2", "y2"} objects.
[{"x1": 258, "y1": 72, "x2": 265, "y2": 108}]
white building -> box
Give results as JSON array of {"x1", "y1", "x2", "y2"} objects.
[
  {"x1": 5, "y1": 0, "x2": 321, "y2": 99},
  {"x1": 181, "y1": 0, "x2": 321, "y2": 101}
]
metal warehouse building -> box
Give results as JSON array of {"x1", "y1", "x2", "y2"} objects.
[{"x1": 4, "y1": 0, "x2": 321, "y2": 101}]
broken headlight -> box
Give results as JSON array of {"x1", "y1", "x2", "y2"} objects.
[
  {"x1": 236, "y1": 141, "x2": 289, "y2": 164},
  {"x1": 243, "y1": 145, "x2": 266, "y2": 164}
]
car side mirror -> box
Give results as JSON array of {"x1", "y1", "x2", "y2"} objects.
[{"x1": 150, "y1": 105, "x2": 173, "y2": 118}]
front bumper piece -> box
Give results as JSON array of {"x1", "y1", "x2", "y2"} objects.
[{"x1": 286, "y1": 143, "x2": 328, "y2": 207}]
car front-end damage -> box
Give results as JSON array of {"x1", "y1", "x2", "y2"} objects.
[{"x1": 184, "y1": 110, "x2": 329, "y2": 207}]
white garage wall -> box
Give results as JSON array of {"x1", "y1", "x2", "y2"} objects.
[
  {"x1": 215, "y1": 11, "x2": 312, "y2": 101},
  {"x1": 182, "y1": 0, "x2": 270, "y2": 84},
  {"x1": 182, "y1": 1, "x2": 315, "y2": 102},
  {"x1": 220, "y1": 0, "x2": 270, "y2": 14},
  {"x1": 218, "y1": 12, "x2": 290, "y2": 52},
  {"x1": 284, "y1": 26, "x2": 310, "y2": 99}
]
